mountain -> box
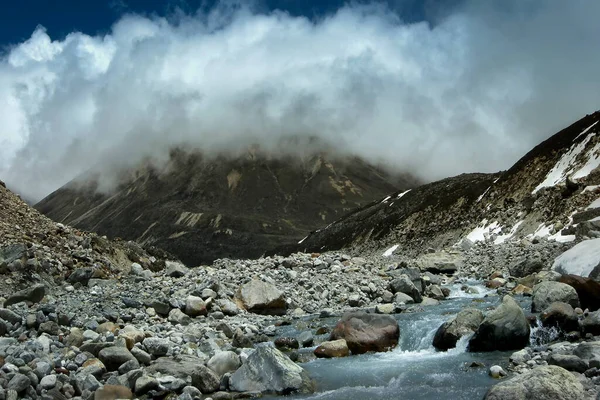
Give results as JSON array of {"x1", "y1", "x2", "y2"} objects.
[
  {"x1": 292, "y1": 111, "x2": 600, "y2": 256},
  {"x1": 35, "y1": 149, "x2": 419, "y2": 266}
]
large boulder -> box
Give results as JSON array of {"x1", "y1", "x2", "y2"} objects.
[
  {"x1": 558, "y1": 275, "x2": 600, "y2": 311},
  {"x1": 509, "y1": 257, "x2": 545, "y2": 278},
  {"x1": 468, "y1": 296, "x2": 530, "y2": 352},
  {"x1": 484, "y1": 365, "x2": 584, "y2": 400},
  {"x1": 540, "y1": 302, "x2": 578, "y2": 332},
  {"x1": 416, "y1": 252, "x2": 462, "y2": 275},
  {"x1": 330, "y1": 312, "x2": 400, "y2": 354},
  {"x1": 229, "y1": 346, "x2": 313, "y2": 394},
  {"x1": 579, "y1": 310, "x2": 600, "y2": 335},
  {"x1": 531, "y1": 281, "x2": 579, "y2": 312},
  {"x1": 236, "y1": 280, "x2": 287, "y2": 315},
  {"x1": 433, "y1": 308, "x2": 484, "y2": 350},
  {"x1": 388, "y1": 275, "x2": 422, "y2": 303},
  {"x1": 574, "y1": 341, "x2": 600, "y2": 360},
  {"x1": 552, "y1": 238, "x2": 600, "y2": 277}
]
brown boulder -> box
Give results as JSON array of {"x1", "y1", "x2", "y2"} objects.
[
  {"x1": 330, "y1": 312, "x2": 399, "y2": 354},
  {"x1": 559, "y1": 275, "x2": 600, "y2": 311}
]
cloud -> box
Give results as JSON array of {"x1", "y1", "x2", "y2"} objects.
[{"x1": 1, "y1": 0, "x2": 599, "y2": 202}]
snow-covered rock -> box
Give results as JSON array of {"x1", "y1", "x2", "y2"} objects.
[{"x1": 553, "y1": 238, "x2": 600, "y2": 277}]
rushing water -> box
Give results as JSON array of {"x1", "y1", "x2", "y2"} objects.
[{"x1": 274, "y1": 284, "x2": 535, "y2": 400}]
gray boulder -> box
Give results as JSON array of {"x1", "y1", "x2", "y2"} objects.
[
  {"x1": 388, "y1": 275, "x2": 422, "y2": 303},
  {"x1": 509, "y1": 257, "x2": 545, "y2": 278},
  {"x1": 547, "y1": 354, "x2": 588, "y2": 373},
  {"x1": 236, "y1": 280, "x2": 287, "y2": 315},
  {"x1": 191, "y1": 365, "x2": 220, "y2": 394},
  {"x1": 484, "y1": 365, "x2": 584, "y2": 400},
  {"x1": 580, "y1": 310, "x2": 600, "y2": 335},
  {"x1": 433, "y1": 308, "x2": 484, "y2": 350},
  {"x1": 573, "y1": 341, "x2": 600, "y2": 360},
  {"x1": 98, "y1": 347, "x2": 137, "y2": 371},
  {"x1": 540, "y1": 302, "x2": 578, "y2": 332},
  {"x1": 532, "y1": 281, "x2": 579, "y2": 312},
  {"x1": 229, "y1": 346, "x2": 313, "y2": 394},
  {"x1": 143, "y1": 337, "x2": 171, "y2": 356},
  {"x1": 468, "y1": 296, "x2": 530, "y2": 352}
]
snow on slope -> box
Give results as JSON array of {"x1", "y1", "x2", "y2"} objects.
[
  {"x1": 553, "y1": 238, "x2": 600, "y2": 277},
  {"x1": 382, "y1": 244, "x2": 399, "y2": 257}
]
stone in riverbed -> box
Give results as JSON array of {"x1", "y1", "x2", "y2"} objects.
[
  {"x1": 94, "y1": 384, "x2": 134, "y2": 399},
  {"x1": 468, "y1": 296, "x2": 530, "y2": 352},
  {"x1": 433, "y1": 308, "x2": 484, "y2": 351},
  {"x1": 547, "y1": 354, "x2": 588, "y2": 373},
  {"x1": 229, "y1": 346, "x2": 313, "y2": 394},
  {"x1": 207, "y1": 351, "x2": 241, "y2": 377},
  {"x1": 484, "y1": 365, "x2": 584, "y2": 400},
  {"x1": 4, "y1": 284, "x2": 46, "y2": 307},
  {"x1": 235, "y1": 280, "x2": 287, "y2": 315},
  {"x1": 558, "y1": 275, "x2": 600, "y2": 312},
  {"x1": 98, "y1": 347, "x2": 137, "y2": 371},
  {"x1": 314, "y1": 339, "x2": 350, "y2": 358},
  {"x1": 540, "y1": 302, "x2": 578, "y2": 332},
  {"x1": 7, "y1": 373, "x2": 30, "y2": 392},
  {"x1": 580, "y1": 310, "x2": 600, "y2": 335},
  {"x1": 330, "y1": 312, "x2": 399, "y2": 354},
  {"x1": 185, "y1": 296, "x2": 207, "y2": 317},
  {"x1": 531, "y1": 281, "x2": 579, "y2": 312},
  {"x1": 388, "y1": 275, "x2": 422, "y2": 303}
]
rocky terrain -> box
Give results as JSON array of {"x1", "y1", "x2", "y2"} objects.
[{"x1": 35, "y1": 149, "x2": 418, "y2": 265}]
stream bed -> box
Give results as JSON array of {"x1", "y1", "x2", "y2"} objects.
[{"x1": 274, "y1": 284, "x2": 536, "y2": 400}]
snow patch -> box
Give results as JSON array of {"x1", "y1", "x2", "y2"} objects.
[
  {"x1": 588, "y1": 197, "x2": 600, "y2": 209},
  {"x1": 396, "y1": 189, "x2": 411, "y2": 199},
  {"x1": 553, "y1": 238, "x2": 600, "y2": 277},
  {"x1": 298, "y1": 236, "x2": 308, "y2": 244},
  {"x1": 575, "y1": 121, "x2": 599, "y2": 140},
  {"x1": 476, "y1": 186, "x2": 491, "y2": 203},
  {"x1": 493, "y1": 220, "x2": 524, "y2": 244},
  {"x1": 533, "y1": 132, "x2": 596, "y2": 194},
  {"x1": 573, "y1": 142, "x2": 600, "y2": 179},
  {"x1": 382, "y1": 244, "x2": 399, "y2": 257},
  {"x1": 466, "y1": 219, "x2": 501, "y2": 242},
  {"x1": 381, "y1": 195, "x2": 391, "y2": 203},
  {"x1": 584, "y1": 185, "x2": 600, "y2": 193}
]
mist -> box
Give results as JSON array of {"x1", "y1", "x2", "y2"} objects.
[{"x1": 1, "y1": 0, "x2": 600, "y2": 202}]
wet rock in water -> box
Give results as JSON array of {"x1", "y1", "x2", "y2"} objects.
[
  {"x1": 433, "y1": 308, "x2": 484, "y2": 351},
  {"x1": 4, "y1": 284, "x2": 46, "y2": 306},
  {"x1": 229, "y1": 346, "x2": 313, "y2": 394},
  {"x1": 509, "y1": 257, "x2": 544, "y2": 278},
  {"x1": 314, "y1": 339, "x2": 350, "y2": 358},
  {"x1": 531, "y1": 281, "x2": 579, "y2": 312},
  {"x1": 558, "y1": 275, "x2": 600, "y2": 312},
  {"x1": 484, "y1": 365, "x2": 584, "y2": 400},
  {"x1": 547, "y1": 354, "x2": 588, "y2": 373},
  {"x1": 236, "y1": 279, "x2": 287, "y2": 315},
  {"x1": 425, "y1": 285, "x2": 445, "y2": 300},
  {"x1": 540, "y1": 302, "x2": 579, "y2": 332},
  {"x1": 488, "y1": 365, "x2": 507, "y2": 378},
  {"x1": 330, "y1": 311, "x2": 400, "y2": 354},
  {"x1": 468, "y1": 296, "x2": 530, "y2": 352},
  {"x1": 297, "y1": 331, "x2": 314, "y2": 347},
  {"x1": 274, "y1": 337, "x2": 299, "y2": 351}
]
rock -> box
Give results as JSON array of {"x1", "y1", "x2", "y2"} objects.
[
  {"x1": 131, "y1": 347, "x2": 152, "y2": 365},
  {"x1": 580, "y1": 310, "x2": 600, "y2": 335},
  {"x1": 191, "y1": 365, "x2": 221, "y2": 394},
  {"x1": 540, "y1": 302, "x2": 578, "y2": 332},
  {"x1": 143, "y1": 337, "x2": 171, "y2": 356},
  {"x1": 0, "y1": 308, "x2": 21, "y2": 324},
  {"x1": 229, "y1": 346, "x2": 313, "y2": 394},
  {"x1": 39, "y1": 320, "x2": 60, "y2": 335},
  {"x1": 433, "y1": 308, "x2": 484, "y2": 350},
  {"x1": 547, "y1": 354, "x2": 588, "y2": 373},
  {"x1": 98, "y1": 347, "x2": 137, "y2": 371},
  {"x1": 393, "y1": 292, "x2": 414, "y2": 304},
  {"x1": 468, "y1": 296, "x2": 530, "y2": 352},
  {"x1": 486, "y1": 278, "x2": 506, "y2": 289},
  {"x1": 421, "y1": 297, "x2": 440, "y2": 306},
  {"x1": 531, "y1": 281, "x2": 579, "y2": 312},
  {"x1": 7, "y1": 373, "x2": 30, "y2": 392},
  {"x1": 314, "y1": 339, "x2": 350, "y2": 358},
  {"x1": 74, "y1": 372, "x2": 102, "y2": 393},
  {"x1": 426, "y1": 285, "x2": 445, "y2": 300},
  {"x1": 236, "y1": 280, "x2": 287, "y2": 315},
  {"x1": 330, "y1": 312, "x2": 400, "y2": 354},
  {"x1": 151, "y1": 299, "x2": 171, "y2": 316},
  {"x1": 119, "y1": 326, "x2": 145, "y2": 349},
  {"x1": 94, "y1": 385, "x2": 134, "y2": 400},
  {"x1": 347, "y1": 294, "x2": 362, "y2": 307},
  {"x1": 165, "y1": 260, "x2": 189, "y2": 277},
  {"x1": 509, "y1": 257, "x2": 544, "y2": 278},
  {"x1": 217, "y1": 299, "x2": 240, "y2": 316},
  {"x1": 207, "y1": 351, "x2": 241, "y2": 377},
  {"x1": 489, "y1": 365, "x2": 507, "y2": 378},
  {"x1": 135, "y1": 375, "x2": 159, "y2": 395},
  {"x1": 388, "y1": 275, "x2": 422, "y2": 303},
  {"x1": 510, "y1": 349, "x2": 531, "y2": 365},
  {"x1": 375, "y1": 304, "x2": 395, "y2": 314},
  {"x1": 573, "y1": 341, "x2": 600, "y2": 360},
  {"x1": 274, "y1": 337, "x2": 299, "y2": 351},
  {"x1": 483, "y1": 365, "x2": 584, "y2": 400},
  {"x1": 185, "y1": 296, "x2": 208, "y2": 317},
  {"x1": 417, "y1": 252, "x2": 462, "y2": 274},
  {"x1": 4, "y1": 284, "x2": 46, "y2": 306},
  {"x1": 168, "y1": 308, "x2": 192, "y2": 325},
  {"x1": 39, "y1": 374, "x2": 57, "y2": 389},
  {"x1": 558, "y1": 275, "x2": 600, "y2": 311},
  {"x1": 297, "y1": 331, "x2": 314, "y2": 347},
  {"x1": 511, "y1": 284, "x2": 533, "y2": 296}
]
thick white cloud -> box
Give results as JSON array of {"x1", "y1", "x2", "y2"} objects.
[{"x1": 1, "y1": 1, "x2": 600, "y2": 202}]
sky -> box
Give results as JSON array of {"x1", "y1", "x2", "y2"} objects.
[{"x1": 1, "y1": 0, "x2": 600, "y2": 202}]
